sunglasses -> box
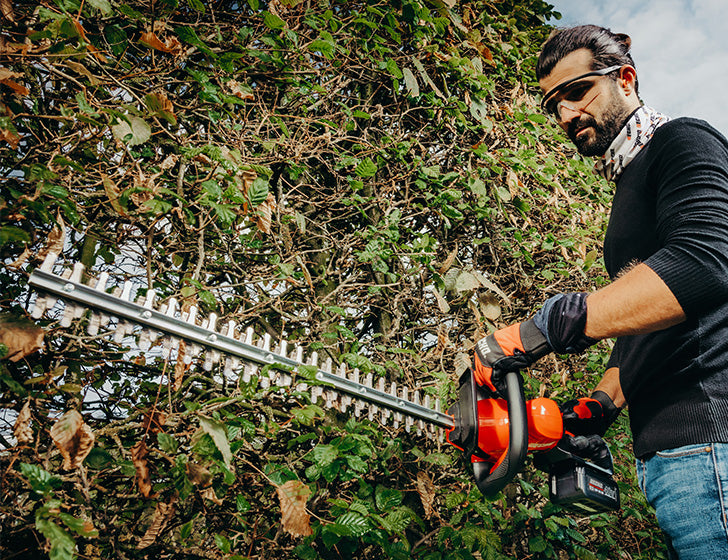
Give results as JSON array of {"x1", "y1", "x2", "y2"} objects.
[{"x1": 541, "y1": 65, "x2": 623, "y2": 118}]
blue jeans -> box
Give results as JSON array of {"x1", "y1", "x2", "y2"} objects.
[{"x1": 636, "y1": 443, "x2": 728, "y2": 559}]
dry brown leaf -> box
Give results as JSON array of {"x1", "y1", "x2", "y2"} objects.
[
  {"x1": 131, "y1": 439, "x2": 154, "y2": 498},
  {"x1": 140, "y1": 31, "x2": 169, "y2": 51},
  {"x1": 102, "y1": 174, "x2": 127, "y2": 216},
  {"x1": 137, "y1": 498, "x2": 176, "y2": 549},
  {"x1": 0, "y1": 314, "x2": 44, "y2": 362},
  {"x1": 433, "y1": 288, "x2": 450, "y2": 314},
  {"x1": 36, "y1": 216, "x2": 66, "y2": 263},
  {"x1": 8, "y1": 246, "x2": 31, "y2": 269},
  {"x1": 225, "y1": 80, "x2": 254, "y2": 100},
  {"x1": 13, "y1": 400, "x2": 33, "y2": 444},
  {"x1": 1, "y1": 0, "x2": 14, "y2": 22},
  {"x1": 276, "y1": 480, "x2": 313, "y2": 537},
  {"x1": 201, "y1": 486, "x2": 223, "y2": 505},
  {"x1": 416, "y1": 471, "x2": 436, "y2": 519},
  {"x1": 0, "y1": 68, "x2": 22, "y2": 81},
  {"x1": 50, "y1": 410, "x2": 95, "y2": 470},
  {"x1": 173, "y1": 339, "x2": 187, "y2": 391},
  {"x1": 254, "y1": 193, "x2": 276, "y2": 234},
  {"x1": 186, "y1": 462, "x2": 212, "y2": 488},
  {"x1": 140, "y1": 31, "x2": 184, "y2": 56},
  {"x1": 438, "y1": 244, "x2": 458, "y2": 275},
  {"x1": 0, "y1": 124, "x2": 20, "y2": 149},
  {"x1": 478, "y1": 292, "x2": 501, "y2": 321},
  {"x1": 142, "y1": 409, "x2": 167, "y2": 434}
]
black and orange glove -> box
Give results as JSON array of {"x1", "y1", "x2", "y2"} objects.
[
  {"x1": 473, "y1": 292, "x2": 597, "y2": 396},
  {"x1": 473, "y1": 319, "x2": 550, "y2": 396},
  {"x1": 560, "y1": 390, "x2": 621, "y2": 437}
]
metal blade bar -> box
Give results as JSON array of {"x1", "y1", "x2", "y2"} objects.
[{"x1": 28, "y1": 268, "x2": 454, "y2": 430}]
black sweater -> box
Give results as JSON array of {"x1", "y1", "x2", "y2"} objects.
[{"x1": 603, "y1": 117, "x2": 728, "y2": 458}]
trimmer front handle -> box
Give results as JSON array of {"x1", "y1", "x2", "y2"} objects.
[{"x1": 447, "y1": 368, "x2": 529, "y2": 498}]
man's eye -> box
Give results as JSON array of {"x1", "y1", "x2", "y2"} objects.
[{"x1": 563, "y1": 83, "x2": 591, "y2": 102}]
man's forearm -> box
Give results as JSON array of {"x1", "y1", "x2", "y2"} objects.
[
  {"x1": 584, "y1": 263, "x2": 686, "y2": 339},
  {"x1": 594, "y1": 367, "x2": 625, "y2": 408}
]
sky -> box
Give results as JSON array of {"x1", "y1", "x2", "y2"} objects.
[{"x1": 548, "y1": 0, "x2": 728, "y2": 137}]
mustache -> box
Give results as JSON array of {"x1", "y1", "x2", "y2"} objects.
[{"x1": 568, "y1": 115, "x2": 598, "y2": 141}]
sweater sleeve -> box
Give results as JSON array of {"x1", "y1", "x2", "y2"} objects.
[{"x1": 643, "y1": 119, "x2": 728, "y2": 316}]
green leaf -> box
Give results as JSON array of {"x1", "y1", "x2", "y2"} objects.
[
  {"x1": 375, "y1": 486, "x2": 402, "y2": 511},
  {"x1": 264, "y1": 11, "x2": 286, "y2": 30},
  {"x1": 248, "y1": 177, "x2": 269, "y2": 206},
  {"x1": 236, "y1": 494, "x2": 251, "y2": 512},
  {"x1": 198, "y1": 416, "x2": 234, "y2": 471},
  {"x1": 157, "y1": 432, "x2": 179, "y2": 453},
  {"x1": 0, "y1": 225, "x2": 31, "y2": 246},
  {"x1": 355, "y1": 158, "x2": 377, "y2": 178},
  {"x1": 175, "y1": 27, "x2": 215, "y2": 57},
  {"x1": 35, "y1": 518, "x2": 75, "y2": 560},
  {"x1": 386, "y1": 58, "x2": 403, "y2": 79},
  {"x1": 313, "y1": 444, "x2": 338, "y2": 467},
  {"x1": 215, "y1": 533, "x2": 231, "y2": 554},
  {"x1": 187, "y1": 0, "x2": 205, "y2": 12},
  {"x1": 86, "y1": 0, "x2": 114, "y2": 15},
  {"x1": 337, "y1": 511, "x2": 369, "y2": 536},
  {"x1": 84, "y1": 447, "x2": 114, "y2": 470},
  {"x1": 19, "y1": 463, "x2": 61, "y2": 496},
  {"x1": 381, "y1": 507, "x2": 412, "y2": 534},
  {"x1": 58, "y1": 513, "x2": 98, "y2": 538},
  {"x1": 111, "y1": 116, "x2": 152, "y2": 146},
  {"x1": 529, "y1": 535, "x2": 548, "y2": 553},
  {"x1": 403, "y1": 67, "x2": 419, "y2": 97}
]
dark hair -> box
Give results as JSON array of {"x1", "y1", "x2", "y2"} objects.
[{"x1": 536, "y1": 25, "x2": 638, "y2": 93}]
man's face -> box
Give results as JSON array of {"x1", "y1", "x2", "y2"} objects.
[{"x1": 539, "y1": 49, "x2": 637, "y2": 156}]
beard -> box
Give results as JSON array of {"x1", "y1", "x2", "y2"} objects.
[{"x1": 568, "y1": 102, "x2": 631, "y2": 157}]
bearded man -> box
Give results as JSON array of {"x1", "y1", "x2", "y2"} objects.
[{"x1": 473, "y1": 25, "x2": 728, "y2": 559}]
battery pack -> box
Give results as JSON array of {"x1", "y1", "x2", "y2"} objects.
[{"x1": 549, "y1": 458, "x2": 620, "y2": 514}]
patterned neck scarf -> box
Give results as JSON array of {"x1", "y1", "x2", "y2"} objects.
[{"x1": 594, "y1": 106, "x2": 671, "y2": 182}]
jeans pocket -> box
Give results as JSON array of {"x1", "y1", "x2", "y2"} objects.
[{"x1": 655, "y1": 443, "x2": 713, "y2": 458}]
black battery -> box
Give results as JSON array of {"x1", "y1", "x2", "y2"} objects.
[{"x1": 549, "y1": 457, "x2": 620, "y2": 514}]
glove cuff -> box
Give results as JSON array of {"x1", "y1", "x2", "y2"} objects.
[
  {"x1": 533, "y1": 292, "x2": 598, "y2": 354},
  {"x1": 590, "y1": 389, "x2": 622, "y2": 429}
]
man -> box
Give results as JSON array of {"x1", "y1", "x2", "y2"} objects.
[{"x1": 473, "y1": 25, "x2": 728, "y2": 558}]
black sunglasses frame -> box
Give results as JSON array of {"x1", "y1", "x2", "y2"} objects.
[{"x1": 541, "y1": 65, "x2": 623, "y2": 115}]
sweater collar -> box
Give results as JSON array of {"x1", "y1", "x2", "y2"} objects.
[{"x1": 594, "y1": 106, "x2": 671, "y2": 182}]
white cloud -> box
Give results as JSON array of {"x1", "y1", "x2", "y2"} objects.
[{"x1": 549, "y1": 0, "x2": 728, "y2": 136}]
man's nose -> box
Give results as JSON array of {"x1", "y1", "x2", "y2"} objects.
[{"x1": 557, "y1": 103, "x2": 582, "y2": 126}]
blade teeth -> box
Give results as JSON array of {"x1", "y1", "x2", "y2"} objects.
[
  {"x1": 31, "y1": 253, "x2": 60, "y2": 317},
  {"x1": 390, "y1": 382, "x2": 399, "y2": 429},
  {"x1": 113, "y1": 282, "x2": 135, "y2": 342},
  {"x1": 378, "y1": 378, "x2": 388, "y2": 425},
  {"x1": 402, "y1": 386, "x2": 413, "y2": 432},
  {"x1": 87, "y1": 272, "x2": 109, "y2": 335},
  {"x1": 60, "y1": 263, "x2": 85, "y2": 327},
  {"x1": 223, "y1": 321, "x2": 241, "y2": 379},
  {"x1": 414, "y1": 391, "x2": 423, "y2": 435},
  {"x1": 40, "y1": 251, "x2": 59, "y2": 272},
  {"x1": 203, "y1": 313, "x2": 220, "y2": 370}
]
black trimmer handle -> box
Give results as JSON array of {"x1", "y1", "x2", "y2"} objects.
[
  {"x1": 472, "y1": 370, "x2": 529, "y2": 497},
  {"x1": 447, "y1": 369, "x2": 530, "y2": 498}
]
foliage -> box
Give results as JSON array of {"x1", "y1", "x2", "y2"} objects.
[{"x1": 0, "y1": 0, "x2": 666, "y2": 558}]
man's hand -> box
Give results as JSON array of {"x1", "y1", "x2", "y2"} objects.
[
  {"x1": 559, "y1": 433, "x2": 613, "y2": 471},
  {"x1": 473, "y1": 292, "x2": 598, "y2": 396},
  {"x1": 560, "y1": 390, "x2": 621, "y2": 437},
  {"x1": 473, "y1": 319, "x2": 550, "y2": 395}
]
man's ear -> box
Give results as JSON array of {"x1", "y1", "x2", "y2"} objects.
[{"x1": 618, "y1": 65, "x2": 638, "y2": 95}]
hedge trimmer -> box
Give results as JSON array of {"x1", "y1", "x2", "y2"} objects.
[{"x1": 28, "y1": 253, "x2": 619, "y2": 514}]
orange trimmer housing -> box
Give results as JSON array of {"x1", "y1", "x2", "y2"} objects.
[
  {"x1": 468, "y1": 397, "x2": 563, "y2": 464},
  {"x1": 446, "y1": 368, "x2": 563, "y2": 497}
]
